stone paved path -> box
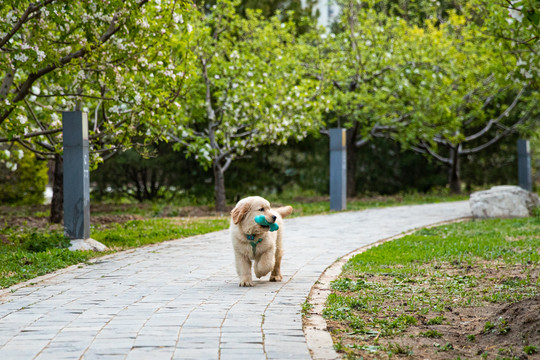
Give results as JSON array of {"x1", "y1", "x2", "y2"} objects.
[{"x1": 0, "y1": 201, "x2": 471, "y2": 360}]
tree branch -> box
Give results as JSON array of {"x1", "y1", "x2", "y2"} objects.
[
  {"x1": 411, "y1": 142, "x2": 452, "y2": 164},
  {"x1": 464, "y1": 86, "x2": 525, "y2": 142},
  {"x1": 461, "y1": 101, "x2": 536, "y2": 155},
  {"x1": 0, "y1": 128, "x2": 62, "y2": 143},
  {"x1": 14, "y1": 139, "x2": 55, "y2": 157}
]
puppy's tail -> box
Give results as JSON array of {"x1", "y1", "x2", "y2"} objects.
[{"x1": 275, "y1": 205, "x2": 293, "y2": 219}]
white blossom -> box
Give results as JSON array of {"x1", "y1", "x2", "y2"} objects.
[
  {"x1": 173, "y1": 13, "x2": 184, "y2": 24},
  {"x1": 508, "y1": 2, "x2": 524, "y2": 23},
  {"x1": 36, "y1": 49, "x2": 46, "y2": 62},
  {"x1": 14, "y1": 53, "x2": 28, "y2": 62}
]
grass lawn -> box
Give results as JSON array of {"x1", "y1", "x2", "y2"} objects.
[{"x1": 323, "y1": 216, "x2": 540, "y2": 360}]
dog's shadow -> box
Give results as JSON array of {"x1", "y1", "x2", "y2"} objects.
[{"x1": 224, "y1": 277, "x2": 287, "y2": 291}]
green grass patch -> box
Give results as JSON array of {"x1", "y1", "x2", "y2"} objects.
[
  {"x1": 523, "y1": 345, "x2": 538, "y2": 355},
  {"x1": 92, "y1": 218, "x2": 229, "y2": 249},
  {"x1": 0, "y1": 230, "x2": 95, "y2": 288},
  {"x1": 420, "y1": 329, "x2": 443, "y2": 338},
  {"x1": 426, "y1": 315, "x2": 445, "y2": 325}
]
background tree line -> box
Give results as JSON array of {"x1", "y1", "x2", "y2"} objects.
[{"x1": 1, "y1": 0, "x2": 538, "y2": 217}]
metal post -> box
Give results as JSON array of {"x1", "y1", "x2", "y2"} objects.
[
  {"x1": 62, "y1": 111, "x2": 106, "y2": 251},
  {"x1": 517, "y1": 139, "x2": 532, "y2": 191},
  {"x1": 330, "y1": 128, "x2": 347, "y2": 211}
]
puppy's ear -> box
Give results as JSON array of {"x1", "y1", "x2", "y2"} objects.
[{"x1": 231, "y1": 202, "x2": 250, "y2": 224}]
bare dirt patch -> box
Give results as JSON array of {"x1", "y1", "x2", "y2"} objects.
[{"x1": 322, "y1": 261, "x2": 540, "y2": 359}]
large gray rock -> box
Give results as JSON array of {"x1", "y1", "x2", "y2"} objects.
[{"x1": 470, "y1": 185, "x2": 540, "y2": 218}]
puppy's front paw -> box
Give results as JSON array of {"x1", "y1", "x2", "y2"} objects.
[
  {"x1": 239, "y1": 280, "x2": 253, "y2": 287},
  {"x1": 270, "y1": 274, "x2": 282, "y2": 282}
]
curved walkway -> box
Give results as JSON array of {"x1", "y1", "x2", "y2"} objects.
[{"x1": 0, "y1": 201, "x2": 471, "y2": 360}]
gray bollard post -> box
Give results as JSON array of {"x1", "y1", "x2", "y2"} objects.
[
  {"x1": 517, "y1": 139, "x2": 532, "y2": 191},
  {"x1": 62, "y1": 111, "x2": 107, "y2": 251},
  {"x1": 330, "y1": 128, "x2": 347, "y2": 211}
]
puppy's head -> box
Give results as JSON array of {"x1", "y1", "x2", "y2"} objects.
[{"x1": 231, "y1": 196, "x2": 277, "y2": 235}]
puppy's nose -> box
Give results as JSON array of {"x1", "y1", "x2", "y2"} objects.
[{"x1": 271, "y1": 215, "x2": 277, "y2": 222}]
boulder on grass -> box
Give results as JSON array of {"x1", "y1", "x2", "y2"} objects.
[{"x1": 469, "y1": 185, "x2": 540, "y2": 218}]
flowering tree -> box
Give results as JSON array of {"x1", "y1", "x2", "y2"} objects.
[
  {"x1": 374, "y1": 13, "x2": 537, "y2": 193},
  {"x1": 170, "y1": 0, "x2": 322, "y2": 212},
  {"x1": 0, "y1": 0, "x2": 192, "y2": 221}
]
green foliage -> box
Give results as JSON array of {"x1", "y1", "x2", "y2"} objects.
[
  {"x1": 301, "y1": 300, "x2": 313, "y2": 317},
  {"x1": 483, "y1": 317, "x2": 511, "y2": 334},
  {"x1": 386, "y1": 342, "x2": 413, "y2": 356},
  {"x1": 426, "y1": 316, "x2": 445, "y2": 325},
  {"x1": 19, "y1": 232, "x2": 71, "y2": 253},
  {"x1": 0, "y1": 146, "x2": 47, "y2": 205},
  {"x1": 523, "y1": 345, "x2": 538, "y2": 355},
  {"x1": 470, "y1": 0, "x2": 540, "y2": 86},
  {"x1": 434, "y1": 342, "x2": 454, "y2": 351},
  {"x1": 420, "y1": 330, "x2": 443, "y2": 338}
]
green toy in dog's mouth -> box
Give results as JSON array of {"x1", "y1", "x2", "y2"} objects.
[{"x1": 254, "y1": 215, "x2": 279, "y2": 232}]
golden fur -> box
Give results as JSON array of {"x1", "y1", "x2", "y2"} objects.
[{"x1": 230, "y1": 196, "x2": 293, "y2": 287}]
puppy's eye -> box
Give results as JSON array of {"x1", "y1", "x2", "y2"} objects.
[{"x1": 258, "y1": 208, "x2": 264, "y2": 211}]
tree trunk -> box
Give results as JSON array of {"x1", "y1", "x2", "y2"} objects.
[
  {"x1": 346, "y1": 125, "x2": 359, "y2": 198},
  {"x1": 50, "y1": 154, "x2": 64, "y2": 223},
  {"x1": 213, "y1": 161, "x2": 227, "y2": 213},
  {"x1": 448, "y1": 145, "x2": 462, "y2": 194}
]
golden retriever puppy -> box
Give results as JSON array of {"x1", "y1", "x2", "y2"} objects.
[{"x1": 230, "y1": 196, "x2": 293, "y2": 287}]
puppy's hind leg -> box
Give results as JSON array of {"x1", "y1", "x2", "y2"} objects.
[{"x1": 235, "y1": 254, "x2": 253, "y2": 287}]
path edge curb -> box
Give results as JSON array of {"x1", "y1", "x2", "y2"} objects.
[{"x1": 302, "y1": 216, "x2": 471, "y2": 360}]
